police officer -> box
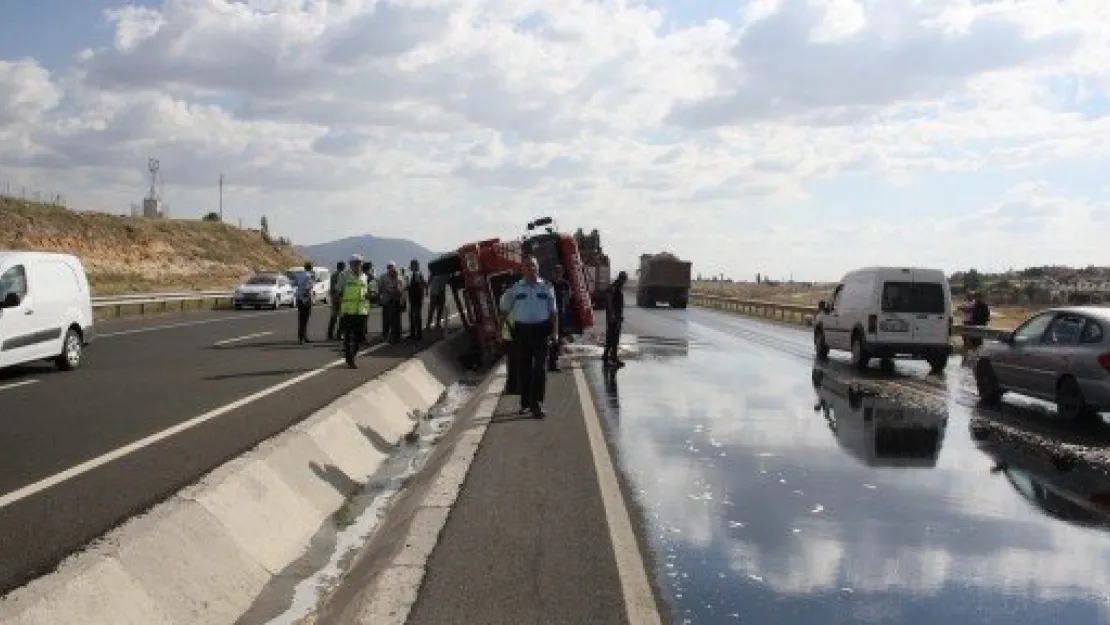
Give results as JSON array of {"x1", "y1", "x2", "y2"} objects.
[
  {"x1": 500, "y1": 255, "x2": 558, "y2": 418},
  {"x1": 548, "y1": 264, "x2": 571, "y2": 372},
  {"x1": 336, "y1": 254, "x2": 370, "y2": 368},
  {"x1": 602, "y1": 270, "x2": 628, "y2": 368}
]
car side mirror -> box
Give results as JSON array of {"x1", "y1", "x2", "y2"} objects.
[
  {"x1": 817, "y1": 300, "x2": 827, "y2": 313},
  {"x1": 0, "y1": 292, "x2": 20, "y2": 309}
]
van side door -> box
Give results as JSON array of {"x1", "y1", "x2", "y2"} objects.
[
  {"x1": 0, "y1": 263, "x2": 49, "y2": 367},
  {"x1": 824, "y1": 284, "x2": 850, "y2": 349}
]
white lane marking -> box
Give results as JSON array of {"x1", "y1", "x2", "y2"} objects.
[
  {"x1": 213, "y1": 331, "x2": 272, "y2": 346},
  {"x1": 0, "y1": 341, "x2": 389, "y2": 510},
  {"x1": 572, "y1": 366, "x2": 662, "y2": 625},
  {"x1": 0, "y1": 379, "x2": 38, "y2": 392},
  {"x1": 98, "y1": 311, "x2": 284, "y2": 338}
]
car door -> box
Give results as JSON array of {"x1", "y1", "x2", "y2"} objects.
[
  {"x1": 0, "y1": 263, "x2": 44, "y2": 368},
  {"x1": 908, "y1": 273, "x2": 949, "y2": 345},
  {"x1": 1025, "y1": 313, "x2": 1084, "y2": 398},
  {"x1": 992, "y1": 311, "x2": 1057, "y2": 395}
]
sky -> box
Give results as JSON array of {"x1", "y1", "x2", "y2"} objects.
[{"x1": 1, "y1": 0, "x2": 1109, "y2": 281}]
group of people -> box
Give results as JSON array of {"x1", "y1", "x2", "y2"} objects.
[
  {"x1": 499, "y1": 255, "x2": 628, "y2": 418},
  {"x1": 288, "y1": 256, "x2": 449, "y2": 369}
]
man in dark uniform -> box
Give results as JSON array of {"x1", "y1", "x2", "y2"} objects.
[
  {"x1": 548, "y1": 264, "x2": 572, "y2": 372},
  {"x1": 602, "y1": 270, "x2": 628, "y2": 368},
  {"x1": 500, "y1": 256, "x2": 558, "y2": 418},
  {"x1": 327, "y1": 261, "x2": 345, "y2": 341},
  {"x1": 407, "y1": 259, "x2": 427, "y2": 340}
]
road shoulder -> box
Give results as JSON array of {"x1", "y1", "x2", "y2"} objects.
[{"x1": 402, "y1": 363, "x2": 636, "y2": 625}]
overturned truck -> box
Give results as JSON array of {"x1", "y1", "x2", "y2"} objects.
[
  {"x1": 428, "y1": 226, "x2": 596, "y2": 370},
  {"x1": 636, "y1": 252, "x2": 692, "y2": 309}
]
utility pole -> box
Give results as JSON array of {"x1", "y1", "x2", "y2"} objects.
[{"x1": 219, "y1": 174, "x2": 224, "y2": 221}]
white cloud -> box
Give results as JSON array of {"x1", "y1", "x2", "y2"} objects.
[{"x1": 1, "y1": 0, "x2": 1109, "y2": 277}]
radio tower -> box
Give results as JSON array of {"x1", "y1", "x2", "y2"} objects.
[{"x1": 142, "y1": 158, "x2": 164, "y2": 218}]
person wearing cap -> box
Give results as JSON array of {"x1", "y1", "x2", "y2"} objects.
[
  {"x1": 378, "y1": 261, "x2": 405, "y2": 343},
  {"x1": 406, "y1": 259, "x2": 427, "y2": 340},
  {"x1": 499, "y1": 254, "x2": 558, "y2": 418},
  {"x1": 602, "y1": 270, "x2": 628, "y2": 368},
  {"x1": 336, "y1": 254, "x2": 370, "y2": 367}
]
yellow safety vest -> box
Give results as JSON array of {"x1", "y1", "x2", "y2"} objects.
[{"x1": 341, "y1": 271, "x2": 370, "y2": 315}]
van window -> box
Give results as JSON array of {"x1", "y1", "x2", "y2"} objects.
[
  {"x1": 881, "y1": 281, "x2": 945, "y2": 314},
  {"x1": 0, "y1": 265, "x2": 28, "y2": 300}
]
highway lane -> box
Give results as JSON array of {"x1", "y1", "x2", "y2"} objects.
[
  {"x1": 589, "y1": 304, "x2": 1110, "y2": 624},
  {"x1": 0, "y1": 302, "x2": 457, "y2": 595}
]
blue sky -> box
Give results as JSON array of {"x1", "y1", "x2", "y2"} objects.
[{"x1": 0, "y1": 0, "x2": 1108, "y2": 280}]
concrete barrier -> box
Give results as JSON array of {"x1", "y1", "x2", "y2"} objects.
[{"x1": 0, "y1": 332, "x2": 473, "y2": 625}]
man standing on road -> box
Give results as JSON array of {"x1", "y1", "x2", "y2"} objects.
[
  {"x1": 426, "y1": 271, "x2": 447, "y2": 331},
  {"x1": 379, "y1": 262, "x2": 405, "y2": 343},
  {"x1": 336, "y1": 254, "x2": 370, "y2": 368},
  {"x1": 602, "y1": 270, "x2": 628, "y2": 368},
  {"x1": 500, "y1": 255, "x2": 558, "y2": 418},
  {"x1": 548, "y1": 264, "x2": 572, "y2": 372},
  {"x1": 293, "y1": 261, "x2": 315, "y2": 344},
  {"x1": 327, "y1": 261, "x2": 345, "y2": 342},
  {"x1": 407, "y1": 259, "x2": 427, "y2": 340}
]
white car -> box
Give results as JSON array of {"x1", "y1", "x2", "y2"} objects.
[
  {"x1": 0, "y1": 251, "x2": 94, "y2": 372},
  {"x1": 814, "y1": 266, "x2": 954, "y2": 373},
  {"x1": 233, "y1": 272, "x2": 295, "y2": 310}
]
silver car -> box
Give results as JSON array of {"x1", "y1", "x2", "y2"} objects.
[{"x1": 974, "y1": 307, "x2": 1110, "y2": 420}]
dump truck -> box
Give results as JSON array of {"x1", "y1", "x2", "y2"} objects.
[
  {"x1": 573, "y1": 227, "x2": 610, "y2": 309},
  {"x1": 636, "y1": 252, "x2": 692, "y2": 308}
]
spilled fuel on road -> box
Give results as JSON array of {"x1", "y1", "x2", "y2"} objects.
[{"x1": 587, "y1": 307, "x2": 1110, "y2": 625}]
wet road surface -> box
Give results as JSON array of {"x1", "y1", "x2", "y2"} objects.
[{"x1": 587, "y1": 305, "x2": 1110, "y2": 624}]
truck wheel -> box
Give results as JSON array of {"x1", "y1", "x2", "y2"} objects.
[
  {"x1": 671, "y1": 299, "x2": 687, "y2": 309},
  {"x1": 851, "y1": 333, "x2": 870, "y2": 371}
]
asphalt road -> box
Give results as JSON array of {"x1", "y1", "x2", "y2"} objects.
[
  {"x1": 587, "y1": 304, "x2": 1110, "y2": 624},
  {"x1": 0, "y1": 302, "x2": 455, "y2": 595}
]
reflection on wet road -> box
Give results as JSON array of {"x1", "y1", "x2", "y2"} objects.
[{"x1": 586, "y1": 306, "x2": 1110, "y2": 625}]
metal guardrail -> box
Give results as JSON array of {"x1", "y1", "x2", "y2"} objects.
[
  {"x1": 689, "y1": 291, "x2": 1012, "y2": 341},
  {"x1": 91, "y1": 291, "x2": 234, "y2": 317}
]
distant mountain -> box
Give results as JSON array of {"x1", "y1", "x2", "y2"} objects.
[{"x1": 296, "y1": 235, "x2": 441, "y2": 273}]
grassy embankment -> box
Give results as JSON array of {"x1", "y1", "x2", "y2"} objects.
[{"x1": 1, "y1": 196, "x2": 304, "y2": 296}]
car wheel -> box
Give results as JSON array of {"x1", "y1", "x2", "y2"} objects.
[
  {"x1": 974, "y1": 359, "x2": 1003, "y2": 405},
  {"x1": 234, "y1": 303, "x2": 242, "y2": 310},
  {"x1": 55, "y1": 327, "x2": 83, "y2": 371},
  {"x1": 1057, "y1": 376, "x2": 1096, "y2": 421},
  {"x1": 851, "y1": 334, "x2": 869, "y2": 371},
  {"x1": 814, "y1": 328, "x2": 830, "y2": 361}
]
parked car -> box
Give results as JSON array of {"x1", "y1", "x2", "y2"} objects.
[
  {"x1": 974, "y1": 307, "x2": 1110, "y2": 420},
  {"x1": 814, "y1": 266, "x2": 954, "y2": 373},
  {"x1": 0, "y1": 251, "x2": 94, "y2": 372},
  {"x1": 233, "y1": 272, "x2": 295, "y2": 310}
]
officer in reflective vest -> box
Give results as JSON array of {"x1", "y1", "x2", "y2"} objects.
[{"x1": 337, "y1": 254, "x2": 370, "y2": 368}]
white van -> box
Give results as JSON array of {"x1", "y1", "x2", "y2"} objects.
[
  {"x1": 0, "y1": 252, "x2": 94, "y2": 371},
  {"x1": 813, "y1": 266, "x2": 953, "y2": 372},
  {"x1": 286, "y1": 266, "x2": 331, "y2": 303}
]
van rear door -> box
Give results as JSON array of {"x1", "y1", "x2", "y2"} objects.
[{"x1": 878, "y1": 274, "x2": 948, "y2": 344}]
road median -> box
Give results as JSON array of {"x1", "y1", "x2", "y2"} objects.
[{"x1": 0, "y1": 330, "x2": 475, "y2": 625}]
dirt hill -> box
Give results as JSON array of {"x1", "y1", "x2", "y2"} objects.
[{"x1": 0, "y1": 196, "x2": 305, "y2": 295}]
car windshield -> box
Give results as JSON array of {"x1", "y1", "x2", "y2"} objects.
[
  {"x1": 881, "y1": 281, "x2": 945, "y2": 314},
  {"x1": 246, "y1": 275, "x2": 278, "y2": 285}
]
